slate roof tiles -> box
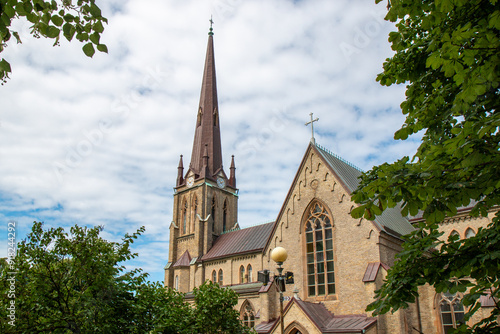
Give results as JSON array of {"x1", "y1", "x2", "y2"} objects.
[{"x1": 315, "y1": 144, "x2": 415, "y2": 237}]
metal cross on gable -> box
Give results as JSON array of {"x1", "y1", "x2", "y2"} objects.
[{"x1": 305, "y1": 112, "x2": 319, "y2": 145}]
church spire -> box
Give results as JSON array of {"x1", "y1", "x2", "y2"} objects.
[{"x1": 189, "y1": 22, "x2": 223, "y2": 179}]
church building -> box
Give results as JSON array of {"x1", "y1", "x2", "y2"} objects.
[{"x1": 164, "y1": 27, "x2": 496, "y2": 334}]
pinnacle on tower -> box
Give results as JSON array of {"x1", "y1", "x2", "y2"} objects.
[
  {"x1": 177, "y1": 155, "x2": 184, "y2": 186},
  {"x1": 229, "y1": 155, "x2": 236, "y2": 188}
]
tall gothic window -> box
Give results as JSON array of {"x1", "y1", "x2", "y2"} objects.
[
  {"x1": 247, "y1": 264, "x2": 252, "y2": 283},
  {"x1": 218, "y1": 269, "x2": 223, "y2": 285},
  {"x1": 223, "y1": 200, "x2": 227, "y2": 232},
  {"x1": 211, "y1": 196, "x2": 216, "y2": 232},
  {"x1": 439, "y1": 292, "x2": 465, "y2": 333},
  {"x1": 240, "y1": 265, "x2": 245, "y2": 284},
  {"x1": 305, "y1": 202, "x2": 335, "y2": 297},
  {"x1": 182, "y1": 200, "x2": 188, "y2": 234},
  {"x1": 175, "y1": 275, "x2": 179, "y2": 290}
]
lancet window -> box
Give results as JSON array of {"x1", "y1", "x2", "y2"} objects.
[{"x1": 305, "y1": 201, "x2": 335, "y2": 297}]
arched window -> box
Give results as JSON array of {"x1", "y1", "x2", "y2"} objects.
[
  {"x1": 174, "y1": 275, "x2": 179, "y2": 290},
  {"x1": 192, "y1": 196, "x2": 198, "y2": 232},
  {"x1": 465, "y1": 228, "x2": 476, "y2": 238},
  {"x1": 212, "y1": 270, "x2": 217, "y2": 283},
  {"x1": 211, "y1": 196, "x2": 216, "y2": 232},
  {"x1": 182, "y1": 200, "x2": 188, "y2": 234},
  {"x1": 223, "y1": 200, "x2": 227, "y2": 232},
  {"x1": 305, "y1": 202, "x2": 335, "y2": 297},
  {"x1": 247, "y1": 264, "x2": 252, "y2": 283},
  {"x1": 450, "y1": 230, "x2": 460, "y2": 239},
  {"x1": 241, "y1": 302, "x2": 255, "y2": 328},
  {"x1": 439, "y1": 292, "x2": 465, "y2": 333},
  {"x1": 218, "y1": 269, "x2": 223, "y2": 285},
  {"x1": 239, "y1": 265, "x2": 245, "y2": 284}
]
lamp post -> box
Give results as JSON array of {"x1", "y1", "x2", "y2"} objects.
[{"x1": 271, "y1": 247, "x2": 288, "y2": 334}]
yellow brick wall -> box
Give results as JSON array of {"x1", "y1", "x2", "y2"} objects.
[{"x1": 266, "y1": 148, "x2": 382, "y2": 315}]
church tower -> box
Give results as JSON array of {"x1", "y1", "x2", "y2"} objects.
[{"x1": 165, "y1": 25, "x2": 238, "y2": 292}]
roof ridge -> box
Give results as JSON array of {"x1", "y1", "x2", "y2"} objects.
[
  {"x1": 315, "y1": 143, "x2": 364, "y2": 173},
  {"x1": 221, "y1": 221, "x2": 275, "y2": 235}
]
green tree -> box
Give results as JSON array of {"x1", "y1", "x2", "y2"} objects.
[
  {"x1": 191, "y1": 281, "x2": 253, "y2": 334},
  {"x1": 0, "y1": 0, "x2": 108, "y2": 83},
  {"x1": 351, "y1": 0, "x2": 499, "y2": 332},
  {"x1": 132, "y1": 281, "x2": 192, "y2": 334},
  {"x1": 0, "y1": 222, "x2": 253, "y2": 333},
  {"x1": 0, "y1": 221, "x2": 147, "y2": 333}
]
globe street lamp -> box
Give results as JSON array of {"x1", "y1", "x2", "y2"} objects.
[{"x1": 271, "y1": 247, "x2": 288, "y2": 334}]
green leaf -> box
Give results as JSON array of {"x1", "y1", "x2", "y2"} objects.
[
  {"x1": 51, "y1": 15, "x2": 64, "y2": 27},
  {"x1": 93, "y1": 20, "x2": 104, "y2": 33},
  {"x1": 82, "y1": 42, "x2": 95, "y2": 57},
  {"x1": 64, "y1": 14, "x2": 74, "y2": 22},
  {"x1": 45, "y1": 26, "x2": 60, "y2": 39},
  {"x1": 89, "y1": 32, "x2": 100, "y2": 45},
  {"x1": 62, "y1": 23, "x2": 76, "y2": 41},
  {"x1": 351, "y1": 206, "x2": 365, "y2": 219},
  {"x1": 97, "y1": 44, "x2": 108, "y2": 53},
  {"x1": 89, "y1": 3, "x2": 102, "y2": 17},
  {"x1": 0, "y1": 59, "x2": 12, "y2": 72}
]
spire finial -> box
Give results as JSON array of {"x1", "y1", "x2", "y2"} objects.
[
  {"x1": 305, "y1": 112, "x2": 319, "y2": 145},
  {"x1": 209, "y1": 16, "x2": 214, "y2": 36}
]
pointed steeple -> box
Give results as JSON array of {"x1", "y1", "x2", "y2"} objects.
[{"x1": 189, "y1": 25, "x2": 223, "y2": 179}]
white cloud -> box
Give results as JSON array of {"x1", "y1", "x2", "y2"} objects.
[{"x1": 0, "y1": 0, "x2": 419, "y2": 283}]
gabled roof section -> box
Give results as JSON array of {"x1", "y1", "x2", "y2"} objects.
[
  {"x1": 172, "y1": 250, "x2": 192, "y2": 267},
  {"x1": 201, "y1": 222, "x2": 274, "y2": 261},
  {"x1": 293, "y1": 298, "x2": 377, "y2": 333},
  {"x1": 314, "y1": 143, "x2": 415, "y2": 237},
  {"x1": 255, "y1": 297, "x2": 377, "y2": 333}
]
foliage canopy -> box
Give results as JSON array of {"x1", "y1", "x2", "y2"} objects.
[
  {"x1": 351, "y1": 0, "x2": 499, "y2": 332},
  {"x1": 0, "y1": 222, "x2": 253, "y2": 333}
]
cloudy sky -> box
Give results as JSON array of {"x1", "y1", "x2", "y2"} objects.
[{"x1": 1, "y1": 0, "x2": 420, "y2": 283}]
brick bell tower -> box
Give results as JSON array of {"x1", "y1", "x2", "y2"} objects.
[{"x1": 165, "y1": 23, "x2": 238, "y2": 292}]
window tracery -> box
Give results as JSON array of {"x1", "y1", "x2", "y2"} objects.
[
  {"x1": 241, "y1": 303, "x2": 255, "y2": 328},
  {"x1": 439, "y1": 292, "x2": 465, "y2": 333}
]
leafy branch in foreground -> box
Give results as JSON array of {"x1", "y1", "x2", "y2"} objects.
[
  {"x1": 0, "y1": 0, "x2": 108, "y2": 83},
  {"x1": 351, "y1": 0, "x2": 499, "y2": 332}
]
